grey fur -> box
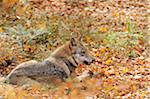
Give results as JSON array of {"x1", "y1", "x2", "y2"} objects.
[{"x1": 5, "y1": 60, "x2": 69, "y2": 84}]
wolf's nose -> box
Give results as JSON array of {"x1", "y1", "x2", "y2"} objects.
[{"x1": 92, "y1": 58, "x2": 95, "y2": 62}]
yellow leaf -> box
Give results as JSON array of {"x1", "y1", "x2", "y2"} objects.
[
  {"x1": 85, "y1": 36, "x2": 92, "y2": 42},
  {"x1": 100, "y1": 48, "x2": 106, "y2": 53},
  {"x1": 95, "y1": 52, "x2": 100, "y2": 57},
  {"x1": 5, "y1": 87, "x2": 16, "y2": 99},
  {"x1": 99, "y1": 27, "x2": 108, "y2": 32},
  {"x1": 37, "y1": 22, "x2": 46, "y2": 29},
  {"x1": 131, "y1": 85, "x2": 137, "y2": 91},
  {"x1": 0, "y1": 27, "x2": 4, "y2": 32},
  {"x1": 121, "y1": 10, "x2": 126, "y2": 15},
  {"x1": 105, "y1": 59, "x2": 112, "y2": 65},
  {"x1": 114, "y1": 13, "x2": 119, "y2": 17},
  {"x1": 141, "y1": 92, "x2": 148, "y2": 98},
  {"x1": 115, "y1": 71, "x2": 119, "y2": 76},
  {"x1": 112, "y1": 11, "x2": 119, "y2": 17},
  {"x1": 122, "y1": 68, "x2": 129, "y2": 74}
]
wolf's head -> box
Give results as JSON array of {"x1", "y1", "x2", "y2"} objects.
[{"x1": 70, "y1": 33, "x2": 95, "y2": 65}]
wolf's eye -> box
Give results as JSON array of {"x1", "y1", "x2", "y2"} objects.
[
  {"x1": 80, "y1": 51, "x2": 85, "y2": 56},
  {"x1": 82, "y1": 51, "x2": 85, "y2": 54}
]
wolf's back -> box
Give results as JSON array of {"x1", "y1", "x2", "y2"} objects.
[{"x1": 4, "y1": 60, "x2": 68, "y2": 84}]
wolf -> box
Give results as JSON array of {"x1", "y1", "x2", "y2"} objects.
[{"x1": 4, "y1": 34, "x2": 95, "y2": 85}]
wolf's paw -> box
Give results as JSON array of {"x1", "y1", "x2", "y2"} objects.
[
  {"x1": 20, "y1": 83, "x2": 41, "y2": 90},
  {"x1": 0, "y1": 77, "x2": 4, "y2": 82},
  {"x1": 77, "y1": 70, "x2": 93, "y2": 82}
]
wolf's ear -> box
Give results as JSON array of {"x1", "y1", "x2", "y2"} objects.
[
  {"x1": 78, "y1": 34, "x2": 83, "y2": 41},
  {"x1": 76, "y1": 32, "x2": 82, "y2": 41},
  {"x1": 71, "y1": 32, "x2": 82, "y2": 41},
  {"x1": 70, "y1": 37, "x2": 77, "y2": 46}
]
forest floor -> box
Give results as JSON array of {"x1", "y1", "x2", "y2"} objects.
[{"x1": 0, "y1": 0, "x2": 149, "y2": 98}]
